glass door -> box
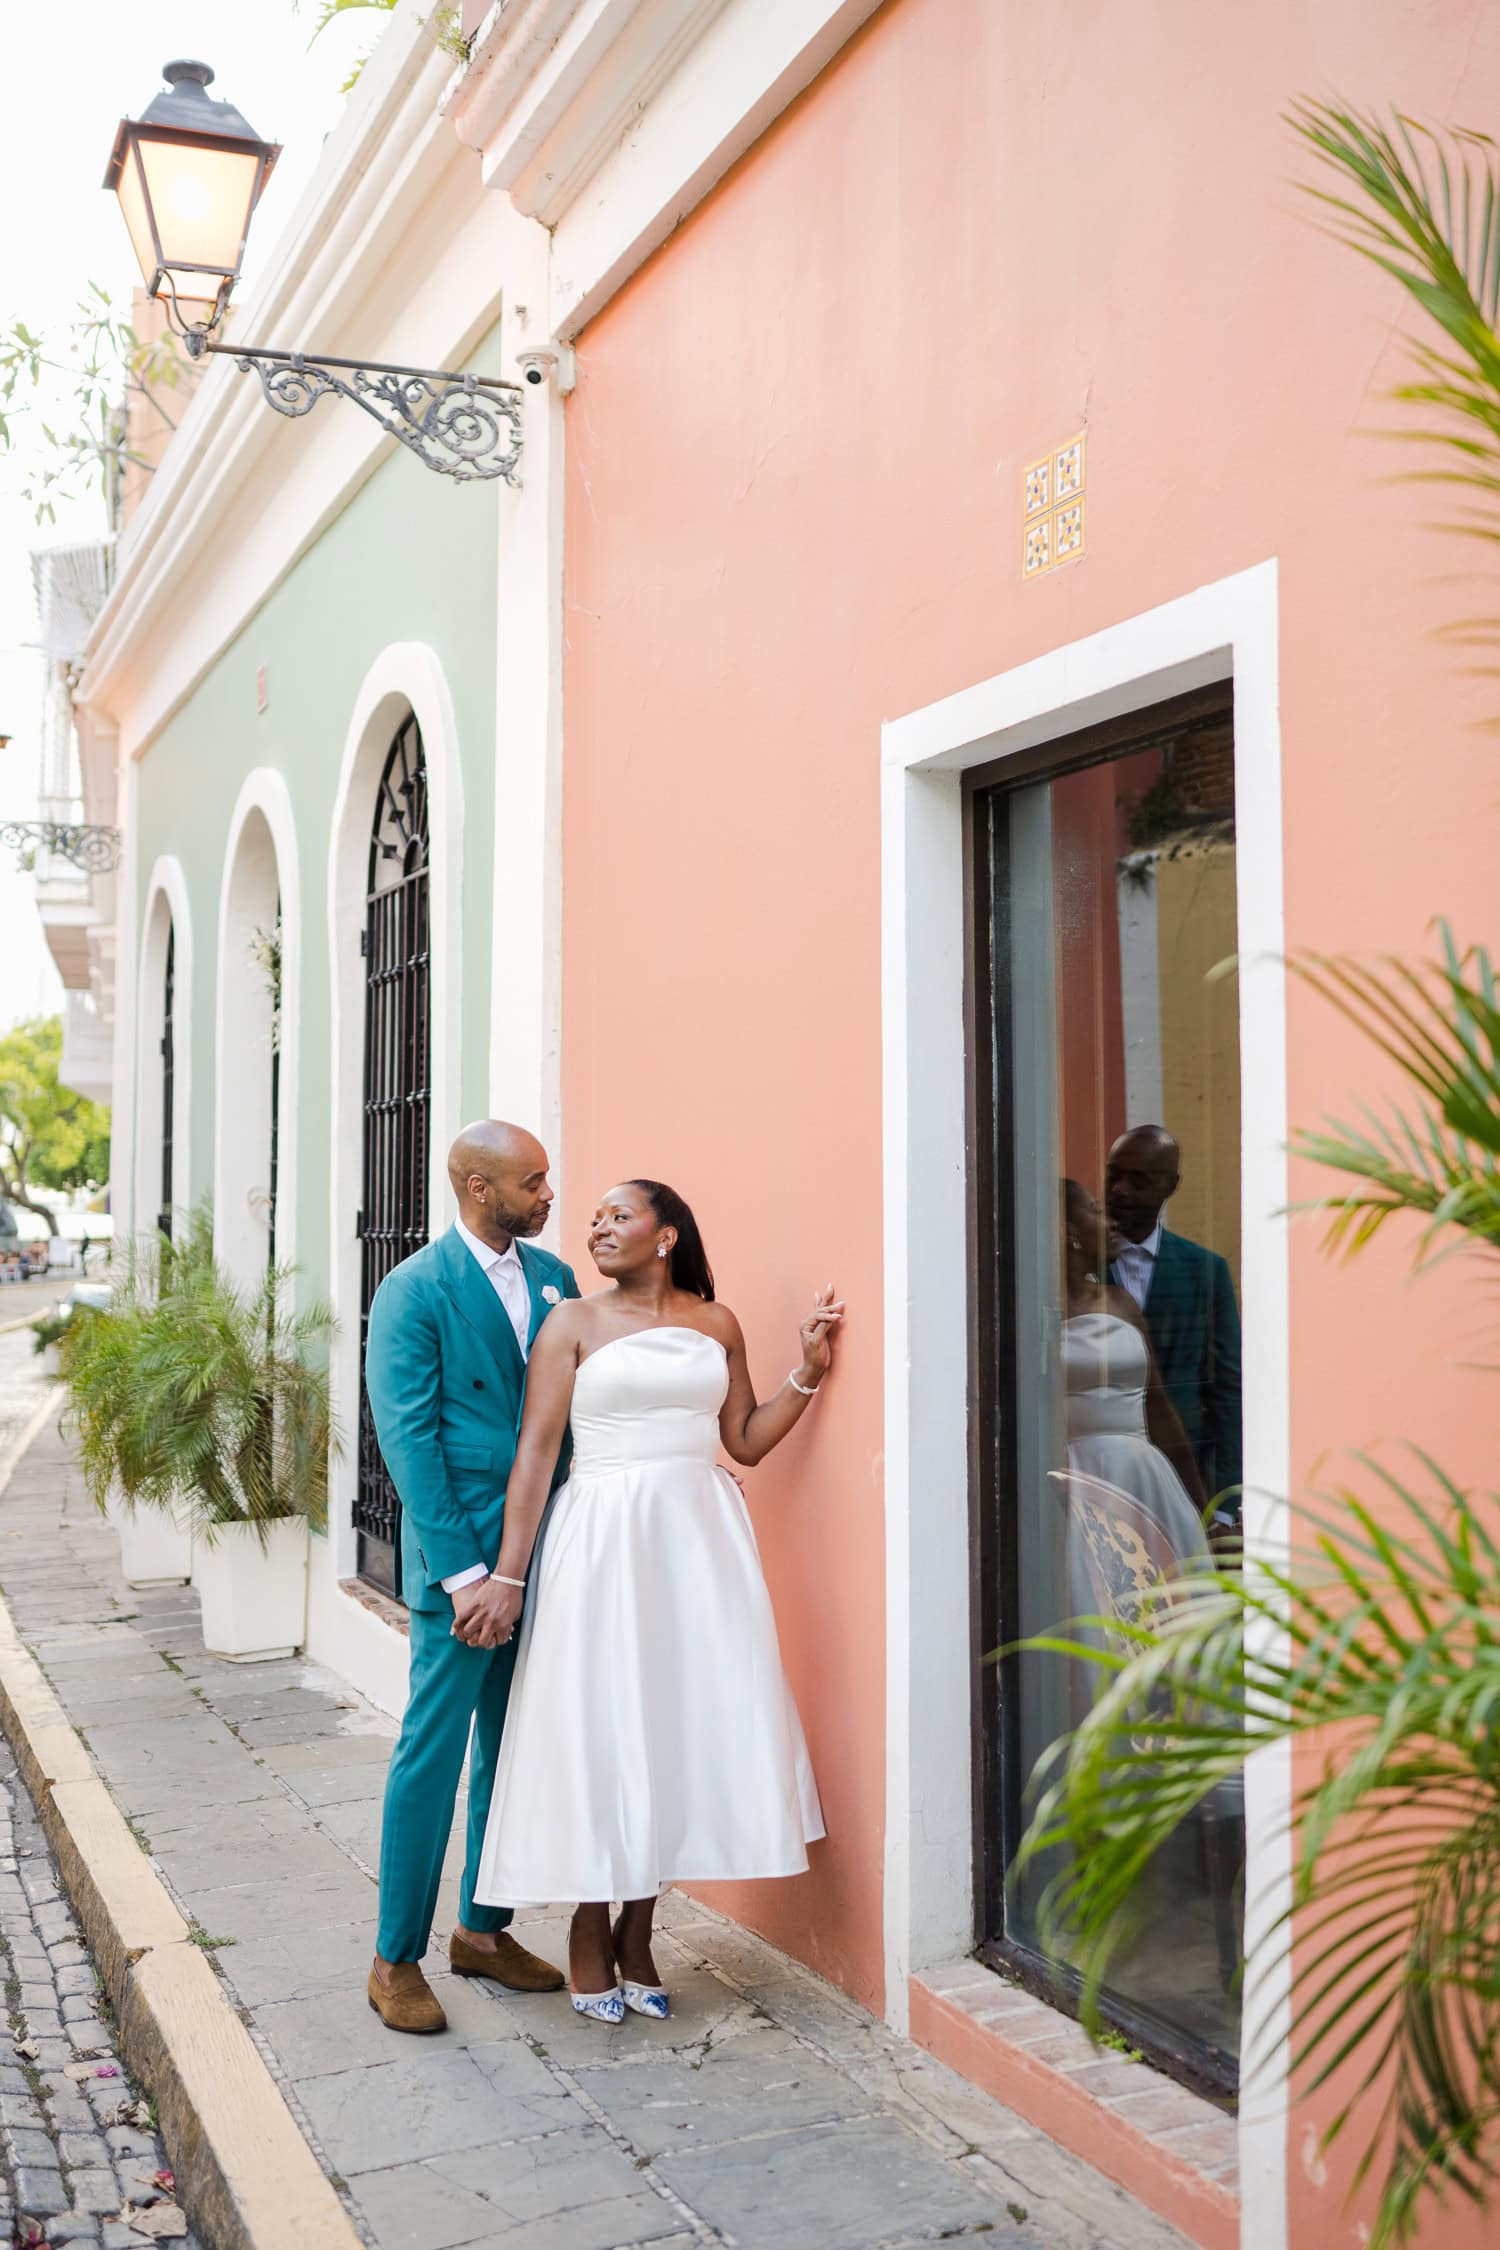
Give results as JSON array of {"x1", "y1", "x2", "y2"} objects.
[{"x1": 971, "y1": 684, "x2": 1244, "y2": 2092}]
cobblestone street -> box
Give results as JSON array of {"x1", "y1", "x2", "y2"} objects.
[{"x1": 0, "y1": 1734, "x2": 196, "y2": 2248}]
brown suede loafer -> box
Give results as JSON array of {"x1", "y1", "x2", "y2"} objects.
[
  {"x1": 368, "y1": 1960, "x2": 447, "y2": 2034},
  {"x1": 449, "y1": 1929, "x2": 565, "y2": 1993}
]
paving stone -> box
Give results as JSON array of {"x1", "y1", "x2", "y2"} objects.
[
  {"x1": 297, "y1": 2049, "x2": 567, "y2": 2171},
  {"x1": 67, "y1": 2018, "x2": 110, "y2": 2051},
  {"x1": 255, "y1": 1986, "x2": 417, "y2": 2081},
  {"x1": 58, "y1": 2129, "x2": 111, "y2": 2166},
  {"x1": 103, "y1": 2126, "x2": 157, "y2": 2162},
  {"x1": 6, "y1": 2124, "x2": 58, "y2": 2165},
  {"x1": 343, "y1": 2159, "x2": 505, "y2": 2250},
  {"x1": 55, "y1": 1966, "x2": 98, "y2": 2000},
  {"x1": 444, "y1": 2125, "x2": 685, "y2": 2243},
  {"x1": 14, "y1": 2162, "x2": 70, "y2": 2215},
  {"x1": 657, "y1": 2115, "x2": 1022, "y2": 2250},
  {"x1": 573, "y1": 2031, "x2": 866, "y2": 2154},
  {"x1": 48, "y1": 2217, "x2": 102, "y2": 2244},
  {"x1": 67, "y1": 2167, "x2": 123, "y2": 2213}
]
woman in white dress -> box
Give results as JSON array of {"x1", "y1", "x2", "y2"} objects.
[
  {"x1": 1061, "y1": 1179, "x2": 1209, "y2": 1567},
  {"x1": 470, "y1": 1179, "x2": 839, "y2": 2023}
]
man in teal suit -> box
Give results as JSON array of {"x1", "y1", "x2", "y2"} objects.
[
  {"x1": 1105, "y1": 1125, "x2": 1243, "y2": 1525},
  {"x1": 365, "y1": 1120, "x2": 579, "y2": 2033}
]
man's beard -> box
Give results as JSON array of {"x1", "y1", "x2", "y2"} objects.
[{"x1": 504, "y1": 1205, "x2": 549, "y2": 1239}]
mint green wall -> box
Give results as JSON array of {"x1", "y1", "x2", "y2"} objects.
[{"x1": 133, "y1": 432, "x2": 500, "y2": 1308}]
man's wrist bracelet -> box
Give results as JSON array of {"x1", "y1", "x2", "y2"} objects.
[{"x1": 491, "y1": 1572, "x2": 526, "y2": 1589}]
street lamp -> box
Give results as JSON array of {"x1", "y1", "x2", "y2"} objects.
[
  {"x1": 103, "y1": 60, "x2": 530, "y2": 484},
  {"x1": 103, "y1": 60, "x2": 280, "y2": 335}
]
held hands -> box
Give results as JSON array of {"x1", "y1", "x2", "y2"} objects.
[
  {"x1": 451, "y1": 1575, "x2": 524, "y2": 1649},
  {"x1": 795, "y1": 1285, "x2": 844, "y2": 1391}
]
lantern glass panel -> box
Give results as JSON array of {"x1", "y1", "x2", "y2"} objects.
[{"x1": 135, "y1": 133, "x2": 261, "y2": 290}]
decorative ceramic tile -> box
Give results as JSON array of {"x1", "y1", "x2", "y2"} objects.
[
  {"x1": 1054, "y1": 436, "x2": 1085, "y2": 502},
  {"x1": 1022, "y1": 429, "x2": 1088, "y2": 577},
  {"x1": 1023, "y1": 516, "x2": 1052, "y2": 578},
  {"x1": 1054, "y1": 497, "x2": 1085, "y2": 561}
]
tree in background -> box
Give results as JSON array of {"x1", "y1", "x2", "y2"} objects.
[
  {"x1": 0, "y1": 285, "x2": 191, "y2": 529},
  {"x1": 0, "y1": 1017, "x2": 110, "y2": 1237}
]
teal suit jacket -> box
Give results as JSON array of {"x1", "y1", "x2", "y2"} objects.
[
  {"x1": 364, "y1": 1225, "x2": 579, "y2": 1611},
  {"x1": 1112, "y1": 1227, "x2": 1242, "y2": 1505}
]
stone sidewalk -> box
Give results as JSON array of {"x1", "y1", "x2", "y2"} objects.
[{"x1": 0, "y1": 1395, "x2": 1195, "y2": 2250}]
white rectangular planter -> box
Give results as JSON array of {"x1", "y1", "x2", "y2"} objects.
[
  {"x1": 196, "y1": 1517, "x2": 310, "y2": 1662},
  {"x1": 106, "y1": 1492, "x2": 193, "y2": 1588}
]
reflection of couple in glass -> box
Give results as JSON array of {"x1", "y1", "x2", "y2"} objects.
[{"x1": 1061, "y1": 1126, "x2": 1244, "y2": 1593}]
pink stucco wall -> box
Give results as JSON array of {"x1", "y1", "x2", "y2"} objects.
[{"x1": 560, "y1": 2, "x2": 1500, "y2": 2238}]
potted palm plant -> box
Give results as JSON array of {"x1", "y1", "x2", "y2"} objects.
[{"x1": 62, "y1": 1207, "x2": 337, "y2": 1656}]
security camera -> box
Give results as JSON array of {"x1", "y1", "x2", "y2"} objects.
[{"x1": 515, "y1": 343, "x2": 576, "y2": 395}]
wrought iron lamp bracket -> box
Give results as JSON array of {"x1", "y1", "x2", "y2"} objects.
[
  {"x1": 1, "y1": 821, "x2": 123, "y2": 874},
  {"x1": 185, "y1": 333, "x2": 525, "y2": 485}
]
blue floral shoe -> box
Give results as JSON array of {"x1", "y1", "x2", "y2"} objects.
[
  {"x1": 621, "y1": 1980, "x2": 670, "y2": 2020},
  {"x1": 571, "y1": 1986, "x2": 625, "y2": 2025}
]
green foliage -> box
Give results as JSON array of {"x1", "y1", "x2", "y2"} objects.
[
  {"x1": 0, "y1": 283, "x2": 192, "y2": 528},
  {"x1": 1290, "y1": 101, "x2": 1500, "y2": 681},
  {"x1": 1018, "y1": 1462, "x2": 1500, "y2": 2248},
  {"x1": 1291, "y1": 927, "x2": 1500, "y2": 1262},
  {"x1": 298, "y1": 0, "x2": 472, "y2": 94},
  {"x1": 59, "y1": 1206, "x2": 339, "y2": 1542},
  {"x1": 29, "y1": 1308, "x2": 75, "y2": 1356},
  {"x1": 0, "y1": 1016, "x2": 111, "y2": 1235}
]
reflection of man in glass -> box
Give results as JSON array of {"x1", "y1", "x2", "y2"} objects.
[{"x1": 1105, "y1": 1127, "x2": 1243, "y2": 1523}]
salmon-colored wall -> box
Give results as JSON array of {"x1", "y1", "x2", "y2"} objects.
[{"x1": 560, "y1": 1, "x2": 1500, "y2": 2236}]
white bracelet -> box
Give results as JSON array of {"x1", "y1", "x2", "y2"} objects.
[
  {"x1": 491, "y1": 1572, "x2": 526, "y2": 1589},
  {"x1": 787, "y1": 1371, "x2": 821, "y2": 1397}
]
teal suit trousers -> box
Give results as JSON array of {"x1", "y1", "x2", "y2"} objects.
[
  {"x1": 376, "y1": 1605, "x2": 515, "y2": 1958},
  {"x1": 365, "y1": 1224, "x2": 578, "y2": 1963}
]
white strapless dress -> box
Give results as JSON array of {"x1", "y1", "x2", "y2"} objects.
[
  {"x1": 1063, "y1": 1310, "x2": 1208, "y2": 1565},
  {"x1": 475, "y1": 1326, "x2": 825, "y2": 1907}
]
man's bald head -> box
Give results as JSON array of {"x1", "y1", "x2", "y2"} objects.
[
  {"x1": 1104, "y1": 1125, "x2": 1181, "y2": 1244},
  {"x1": 448, "y1": 1121, "x2": 553, "y2": 1248}
]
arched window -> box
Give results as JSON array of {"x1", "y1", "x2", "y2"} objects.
[
  {"x1": 355, "y1": 713, "x2": 431, "y2": 1594},
  {"x1": 159, "y1": 924, "x2": 175, "y2": 1242}
]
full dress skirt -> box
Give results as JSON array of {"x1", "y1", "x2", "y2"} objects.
[{"x1": 475, "y1": 1326, "x2": 824, "y2": 1908}]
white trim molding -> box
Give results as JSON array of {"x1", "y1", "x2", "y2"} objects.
[
  {"x1": 325, "y1": 644, "x2": 465, "y2": 1598},
  {"x1": 446, "y1": 0, "x2": 886, "y2": 337},
  {"x1": 214, "y1": 772, "x2": 301, "y2": 1290},
  {"x1": 880, "y1": 562, "x2": 1289, "y2": 2250},
  {"x1": 135, "y1": 857, "x2": 194, "y2": 1239}
]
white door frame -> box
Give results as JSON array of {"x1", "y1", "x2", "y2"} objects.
[{"x1": 879, "y1": 560, "x2": 1289, "y2": 2250}]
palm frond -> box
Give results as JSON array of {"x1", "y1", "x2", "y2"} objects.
[
  {"x1": 1013, "y1": 1464, "x2": 1500, "y2": 2246},
  {"x1": 1289, "y1": 928, "x2": 1500, "y2": 1261},
  {"x1": 1290, "y1": 104, "x2": 1500, "y2": 554}
]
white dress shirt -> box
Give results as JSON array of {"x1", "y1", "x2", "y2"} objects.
[
  {"x1": 442, "y1": 1219, "x2": 533, "y2": 1595},
  {"x1": 1111, "y1": 1219, "x2": 1162, "y2": 1310}
]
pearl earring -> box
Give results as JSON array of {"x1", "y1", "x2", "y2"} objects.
[{"x1": 658, "y1": 1244, "x2": 669, "y2": 1260}]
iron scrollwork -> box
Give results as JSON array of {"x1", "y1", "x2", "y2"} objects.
[
  {"x1": 0, "y1": 821, "x2": 123, "y2": 874},
  {"x1": 217, "y1": 343, "x2": 524, "y2": 485}
]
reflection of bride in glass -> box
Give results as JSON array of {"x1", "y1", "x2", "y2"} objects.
[{"x1": 1060, "y1": 1180, "x2": 1210, "y2": 1603}]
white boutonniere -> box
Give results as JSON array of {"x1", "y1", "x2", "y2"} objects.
[{"x1": 541, "y1": 1285, "x2": 561, "y2": 1305}]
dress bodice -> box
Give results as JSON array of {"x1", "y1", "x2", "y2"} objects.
[
  {"x1": 569, "y1": 1326, "x2": 728, "y2": 1474},
  {"x1": 1063, "y1": 1311, "x2": 1150, "y2": 1443}
]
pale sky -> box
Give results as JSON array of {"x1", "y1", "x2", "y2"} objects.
[{"x1": 0, "y1": 0, "x2": 398, "y2": 1035}]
